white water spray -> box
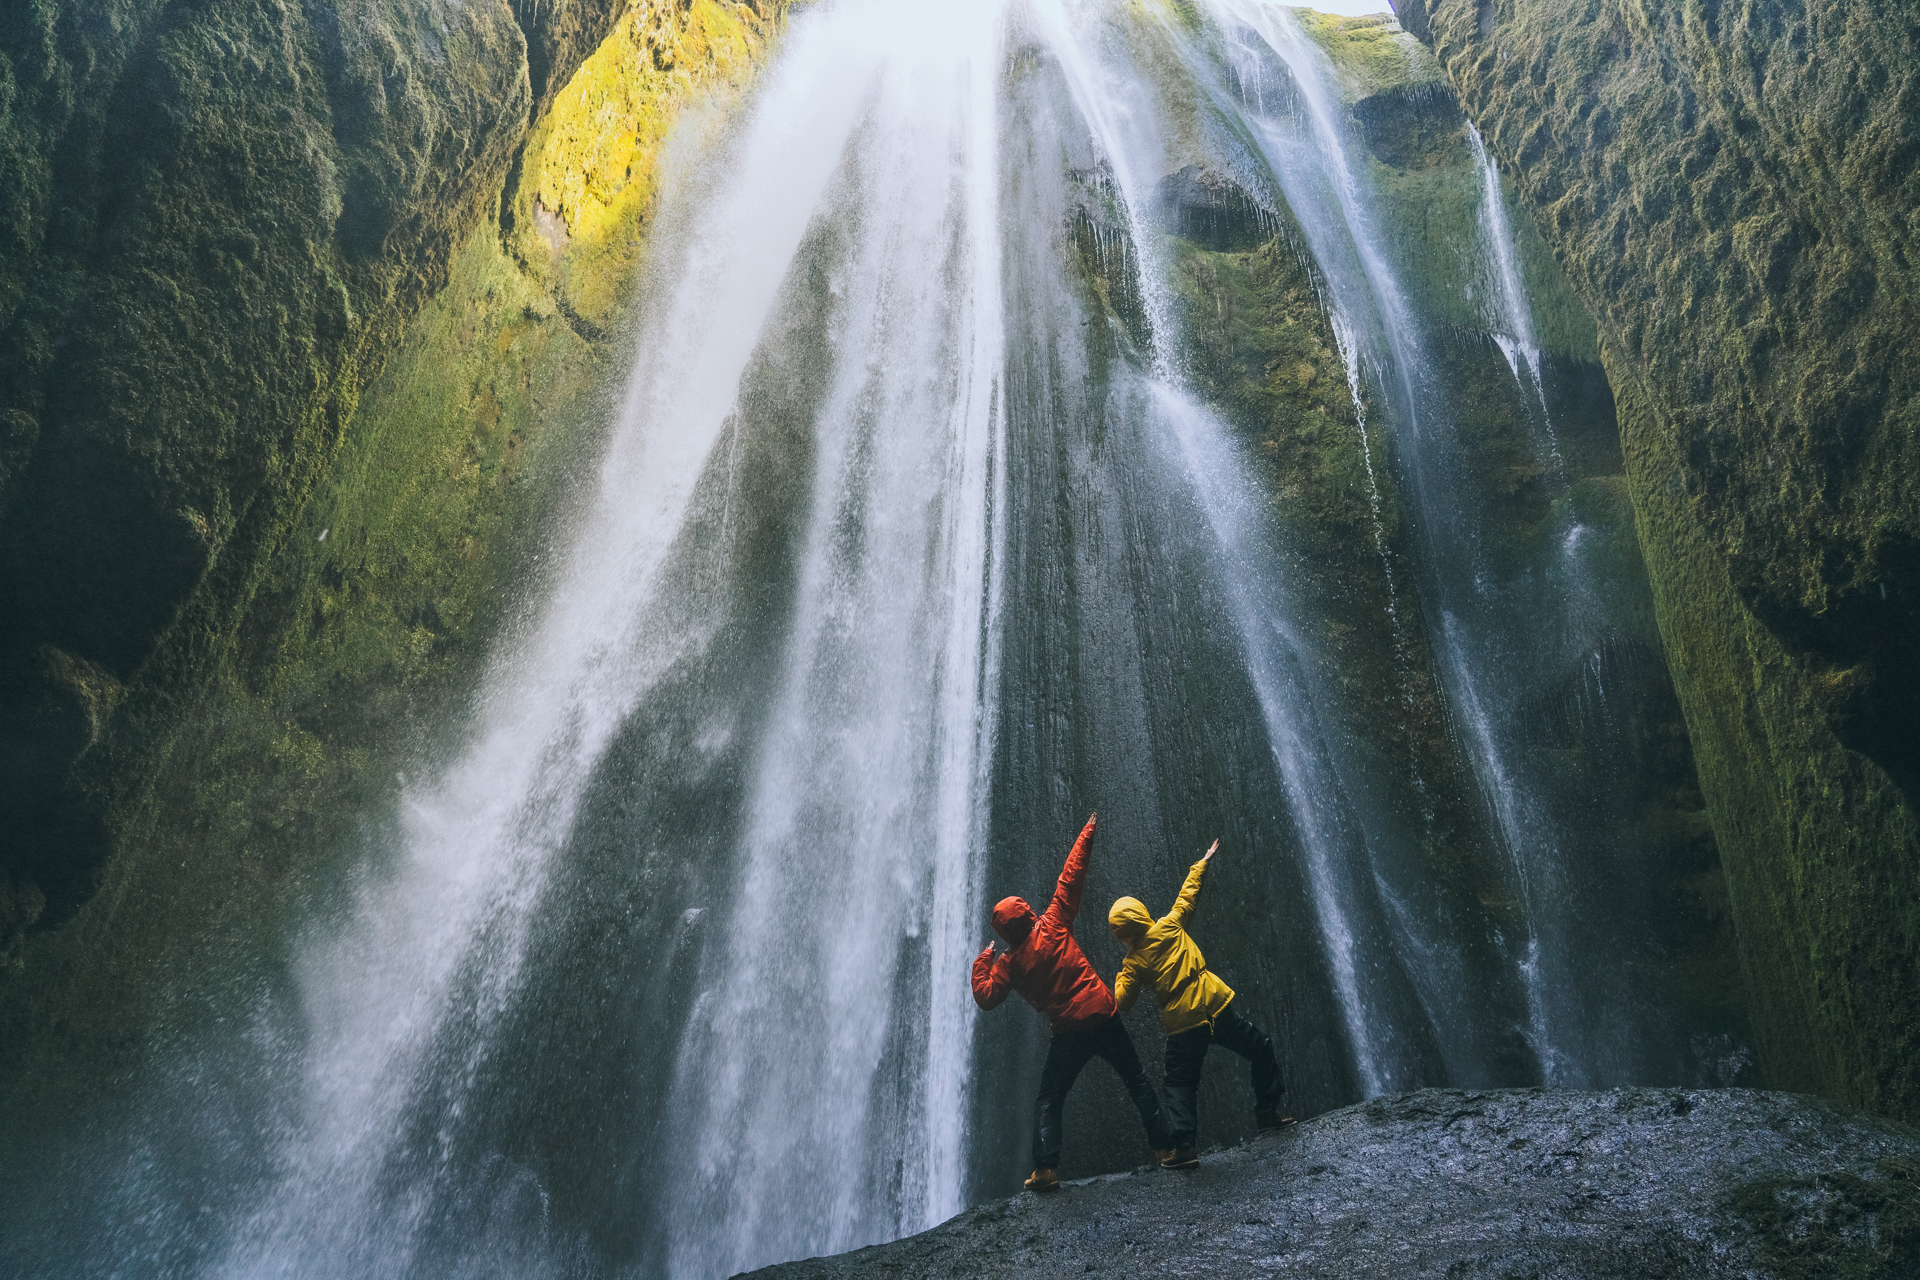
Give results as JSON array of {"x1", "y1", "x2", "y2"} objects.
[{"x1": 219, "y1": 2, "x2": 1009, "y2": 1272}]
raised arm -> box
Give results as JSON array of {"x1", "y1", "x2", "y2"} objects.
[
  {"x1": 972, "y1": 944, "x2": 1013, "y2": 1010},
  {"x1": 1045, "y1": 812, "x2": 1098, "y2": 929},
  {"x1": 1165, "y1": 839, "x2": 1218, "y2": 929}
]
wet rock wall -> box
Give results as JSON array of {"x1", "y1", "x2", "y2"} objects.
[{"x1": 1398, "y1": 0, "x2": 1920, "y2": 1119}]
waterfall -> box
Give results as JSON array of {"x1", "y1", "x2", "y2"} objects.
[
  {"x1": 1469, "y1": 125, "x2": 1543, "y2": 390},
  {"x1": 1469, "y1": 122, "x2": 1563, "y2": 472},
  {"x1": 218, "y1": 2, "x2": 1012, "y2": 1273},
  {"x1": 1182, "y1": 4, "x2": 1681, "y2": 1088},
  {"x1": 655, "y1": 2, "x2": 1009, "y2": 1267},
  {"x1": 14, "y1": 4, "x2": 1717, "y2": 1276}
]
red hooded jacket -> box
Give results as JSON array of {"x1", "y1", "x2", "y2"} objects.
[{"x1": 971, "y1": 813, "x2": 1118, "y2": 1033}]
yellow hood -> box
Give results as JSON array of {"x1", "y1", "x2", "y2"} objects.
[{"x1": 1108, "y1": 896, "x2": 1152, "y2": 943}]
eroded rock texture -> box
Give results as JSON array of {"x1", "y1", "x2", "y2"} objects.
[
  {"x1": 1396, "y1": 0, "x2": 1920, "y2": 1119},
  {"x1": 0, "y1": 0, "x2": 625, "y2": 943},
  {"x1": 753, "y1": 1088, "x2": 1920, "y2": 1279}
]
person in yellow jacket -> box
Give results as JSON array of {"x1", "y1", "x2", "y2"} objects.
[{"x1": 1109, "y1": 837, "x2": 1291, "y2": 1168}]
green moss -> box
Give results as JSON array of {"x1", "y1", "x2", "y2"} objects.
[
  {"x1": 1617, "y1": 364, "x2": 1920, "y2": 1116},
  {"x1": 1295, "y1": 10, "x2": 1436, "y2": 102},
  {"x1": 509, "y1": 0, "x2": 788, "y2": 329},
  {"x1": 0, "y1": 223, "x2": 600, "y2": 1117},
  {"x1": 0, "y1": 0, "x2": 630, "y2": 938},
  {"x1": 1413, "y1": 0, "x2": 1920, "y2": 1117},
  {"x1": 0, "y1": 0, "x2": 785, "y2": 1137}
]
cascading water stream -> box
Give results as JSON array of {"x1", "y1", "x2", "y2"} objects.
[
  {"x1": 1469, "y1": 125, "x2": 1543, "y2": 391},
  {"x1": 1026, "y1": 0, "x2": 1473, "y2": 1098},
  {"x1": 1192, "y1": 1, "x2": 1591, "y2": 1083},
  {"x1": 656, "y1": 5, "x2": 1010, "y2": 1267},
  {"x1": 1469, "y1": 122, "x2": 1563, "y2": 469},
  {"x1": 217, "y1": 3, "x2": 1013, "y2": 1273},
  {"x1": 1179, "y1": 3, "x2": 1683, "y2": 1088}
]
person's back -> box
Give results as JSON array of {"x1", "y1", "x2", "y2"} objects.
[
  {"x1": 1109, "y1": 840, "x2": 1290, "y2": 1168},
  {"x1": 973, "y1": 813, "x2": 1169, "y2": 1190},
  {"x1": 977, "y1": 840, "x2": 1115, "y2": 1034},
  {"x1": 1109, "y1": 860, "x2": 1234, "y2": 1037}
]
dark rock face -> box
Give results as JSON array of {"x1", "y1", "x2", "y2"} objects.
[
  {"x1": 752, "y1": 1089, "x2": 1920, "y2": 1279},
  {"x1": 0, "y1": 0, "x2": 623, "y2": 945},
  {"x1": 1394, "y1": 0, "x2": 1920, "y2": 1120}
]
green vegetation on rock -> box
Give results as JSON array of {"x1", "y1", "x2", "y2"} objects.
[
  {"x1": 0, "y1": 0, "x2": 788, "y2": 1153},
  {"x1": 1403, "y1": 0, "x2": 1920, "y2": 1119},
  {"x1": 0, "y1": 0, "x2": 627, "y2": 947},
  {"x1": 1297, "y1": 9, "x2": 1438, "y2": 101}
]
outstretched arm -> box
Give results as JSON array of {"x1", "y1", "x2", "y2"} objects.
[
  {"x1": 972, "y1": 944, "x2": 1013, "y2": 1010},
  {"x1": 1166, "y1": 839, "x2": 1219, "y2": 929},
  {"x1": 1046, "y1": 812, "x2": 1098, "y2": 929}
]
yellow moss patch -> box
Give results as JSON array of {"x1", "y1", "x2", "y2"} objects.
[{"x1": 519, "y1": 0, "x2": 786, "y2": 324}]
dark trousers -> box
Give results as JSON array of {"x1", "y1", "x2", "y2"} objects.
[
  {"x1": 1033, "y1": 1015, "x2": 1169, "y2": 1170},
  {"x1": 1163, "y1": 1000, "x2": 1284, "y2": 1147}
]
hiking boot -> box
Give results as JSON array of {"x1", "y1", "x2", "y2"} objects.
[
  {"x1": 1159, "y1": 1147, "x2": 1200, "y2": 1169},
  {"x1": 1153, "y1": 1148, "x2": 1175, "y2": 1166},
  {"x1": 1024, "y1": 1168, "x2": 1060, "y2": 1193},
  {"x1": 1256, "y1": 1110, "x2": 1297, "y2": 1132}
]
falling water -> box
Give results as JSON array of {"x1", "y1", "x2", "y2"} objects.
[
  {"x1": 213, "y1": 2, "x2": 1013, "y2": 1273},
  {"x1": 1469, "y1": 124, "x2": 1543, "y2": 392},
  {"x1": 4, "y1": 3, "x2": 1718, "y2": 1275},
  {"x1": 1187, "y1": 4, "x2": 1689, "y2": 1088},
  {"x1": 1469, "y1": 121, "x2": 1565, "y2": 476},
  {"x1": 654, "y1": 3, "x2": 1009, "y2": 1267}
]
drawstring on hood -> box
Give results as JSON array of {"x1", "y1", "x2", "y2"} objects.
[{"x1": 992, "y1": 896, "x2": 1036, "y2": 946}]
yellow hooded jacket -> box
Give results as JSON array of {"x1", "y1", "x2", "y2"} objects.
[{"x1": 1109, "y1": 857, "x2": 1235, "y2": 1036}]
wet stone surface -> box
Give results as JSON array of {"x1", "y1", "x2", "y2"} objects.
[{"x1": 745, "y1": 1088, "x2": 1920, "y2": 1279}]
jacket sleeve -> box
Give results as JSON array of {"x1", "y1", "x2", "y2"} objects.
[
  {"x1": 1113, "y1": 953, "x2": 1142, "y2": 1013},
  {"x1": 1166, "y1": 857, "x2": 1209, "y2": 930},
  {"x1": 1046, "y1": 813, "x2": 1097, "y2": 930},
  {"x1": 972, "y1": 944, "x2": 1013, "y2": 1010}
]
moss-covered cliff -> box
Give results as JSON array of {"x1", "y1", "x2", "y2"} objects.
[
  {"x1": 0, "y1": 0, "x2": 784, "y2": 954},
  {"x1": 0, "y1": 0, "x2": 784, "y2": 1147},
  {"x1": 1398, "y1": 0, "x2": 1920, "y2": 1118},
  {"x1": 0, "y1": 0, "x2": 616, "y2": 942}
]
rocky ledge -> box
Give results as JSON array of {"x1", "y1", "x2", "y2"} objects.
[{"x1": 747, "y1": 1088, "x2": 1920, "y2": 1279}]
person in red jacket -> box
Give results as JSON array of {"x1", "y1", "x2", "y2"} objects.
[{"x1": 973, "y1": 811, "x2": 1170, "y2": 1192}]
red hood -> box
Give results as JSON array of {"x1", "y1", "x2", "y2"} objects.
[{"x1": 992, "y1": 896, "x2": 1036, "y2": 945}]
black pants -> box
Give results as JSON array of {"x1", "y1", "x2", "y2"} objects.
[
  {"x1": 1163, "y1": 1000, "x2": 1284, "y2": 1147},
  {"x1": 1033, "y1": 1015, "x2": 1169, "y2": 1170}
]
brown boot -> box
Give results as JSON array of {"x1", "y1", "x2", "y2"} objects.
[
  {"x1": 1159, "y1": 1147, "x2": 1199, "y2": 1169},
  {"x1": 1024, "y1": 1168, "x2": 1060, "y2": 1193},
  {"x1": 1256, "y1": 1110, "x2": 1297, "y2": 1132},
  {"x1": 1153, "y1": 1148, "x2": 1175, "y2": 1166}
]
